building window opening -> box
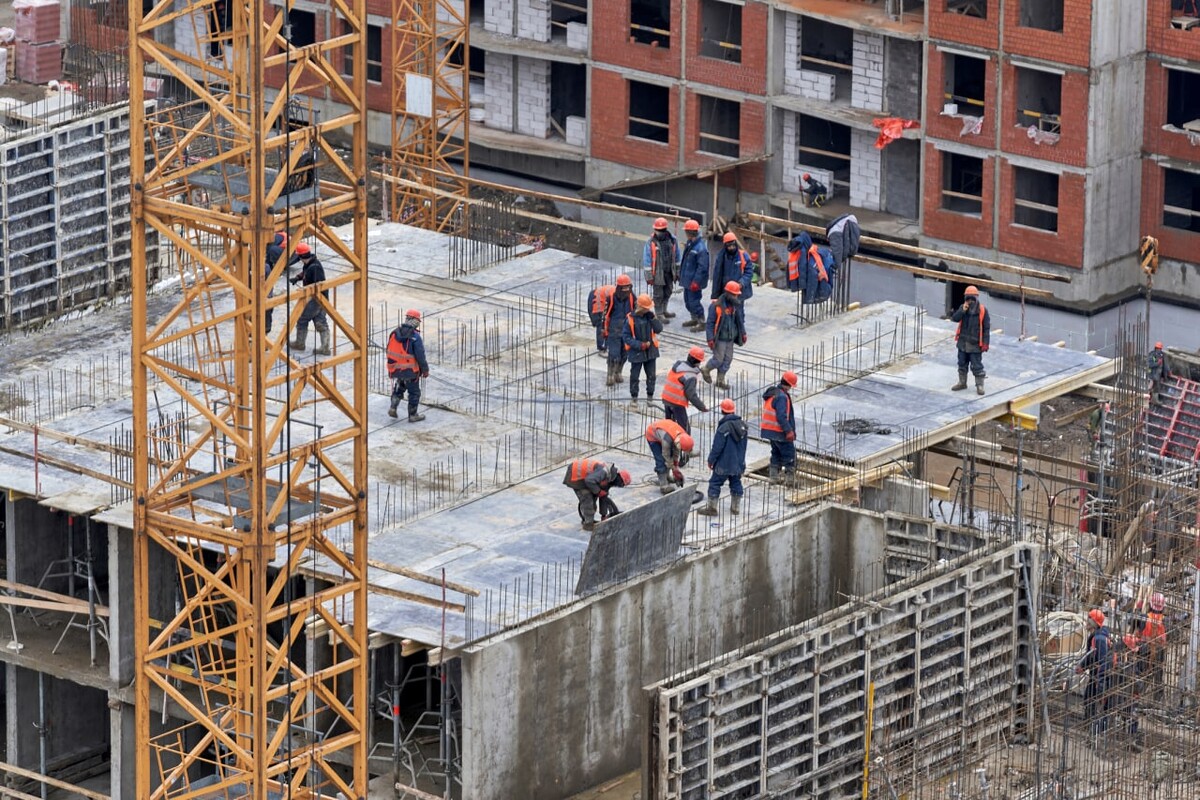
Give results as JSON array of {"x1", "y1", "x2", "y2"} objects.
[
  {"x1": 699, "y1": 0, "x2": 742, "y2": 63},
  {"x1": 1013, "y1": 166, "x2": 1059, "y2": 232},
  {"x1": 800, "y1": 17, "x2": 853, "y2": 99},
  {"x1": 631, "y1": 0, "x2": 670, "y2": 47},
  {"x1": 1164, "y1": 168, "x2": 1200, "y2": 232},
  {"x1": 941, "y1": 152, "x2": 984, "y2": 215},
  {"x1": 1019, "y1": 0, "x2": 1063, "y2": 32},
  {"x1": 629, "y1": 80, "x2": 670, "y2": 143},
  {"x1": 698, "y1": 95, "x2": 740, "y2": 158},
  {"x1": 1015, "y1": 66, "x2": 1062, "y2": 133},
  {"x1": 1167, "y1": 69, "x2": 1200, "y2": 130},
  {"x1": 286, "y1": 8, "x2": 316, "y2": 47},
  {"x1": 944, "y1": 52, "x2": 986, "y2": 117},
  {"x1": 1170, "y1": 1, "x2": 1200, "y2": 30},
  {"x1": 797, "y1": 113, "x2": 851, "y2": 190},
  {"x1": 552, "y1": 0, "x2": 588, "y2": 39},
  {"x1": 551, "y1": 62, "x2": 586, "y2": 137},
  {"x1": 947, "y1": 0, "x2": 987, "y2": 19}
]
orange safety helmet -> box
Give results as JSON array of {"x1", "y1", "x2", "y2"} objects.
[
  {"x1": 1155, "y1": 342, "x2": 1164, "y2": 350},
  {"x1": 295, "y1": 241, "x2": 312, "y2": 256},
  {"x1": 782, "y1": 371, "x2": 798, "y2": 388},
  {"x1": 722, "y1": 232, "x2": 738, "y2": 244},
  {"x1": 616, "y1": 274, "x2": 633, "y2": 287},
  {"x1": 405, "y1": 309, "x2": 421, "y2": 320},
  {"x1": 678, "y1": 433, "x2": 695, "y2": 453},
  {"x1": 687, "y1": 345, "x2": 706, "y2": 361},
  {"x1": 1122, "y1": 633, "x2": 1140, "y2": 652},
  {"x1": 637, "y1": 293, "x2": 654, "y2": 309},
  {"x1": 1150, "y1": 592, "x2": 1165, "y2": 612},
  {"x1": 653, "y1": 217, "x2": 669, "y2": 230},
  {"x1": 684, "y1": 219, "x2": 701, "y2": 232},
  {"x1": 719, "y1": 398, "x2": 736, "y2": 414},
  {"x1": 964, "y1": 285, "x2": 979, "y2": 297},
  {"x1": 276, "y1": 231, "x2": 288, "y2": 244},
  {"x1": 802, "y1": 172, "x2": 812, "y2": 181},
  {"x1": 1088, "y1": 608, "x2": 1106, "y2": 627},
  {"x1": 617, "y1": 469, "x2": 632, "y2": 487},
  {"x1": 724, "y1": 280, "x2": 742, "y2": 296}
]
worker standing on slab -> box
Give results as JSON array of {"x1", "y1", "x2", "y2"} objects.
[
  {"x1": 761, "y1": 371, "x2": 798, "y2": 485},
  {"x1": 1076, "y1": 608, "x2": 1111, "y2": 739},
  {"x1": 1147, "y1": 342, "x2": 1170, "y2": 405},
  {"x1": 1140, "y1": 591, "x2": 1167, "y2": 697},
  {"x1": 679, "y1": 220, "x2": 709, "y2": 329},
  {"x1": 645, "y1": 419, "x2": 694, "y2": 494},
  {"x1": 562, "y1": 459, "x2": 631, "y2": 531},
  {"x1": 263, "y1": 231, "x2": 286, "y2": 334},
  {"x1": 288, "y1": 242, "x2": 331, "y2": 355},
  {"x1": 661, "y1": 346, "x2": 709, "y2": 432},
  {"x1": 702, "y1": 281, "x2": 747, "y2": 390},
  {"x1": 604, "y1": 274, "x2": 637, "y2": 387},
  {"x1": 950, "y1": 285, "x2": 990, "y2": 396},
  {"x1": 643, "y1": 217, "x2": 680, "y2": 322},
  {"x1": 698, "y1": 398, "x2": 748, "y2": 517},
  {"x1": 801, "y1": 173, "x2": 827, "y2": 208},
  {"x1": 623, "y1": 293, "x2": 664, "y2": 409},
  {"x1": 587, "y1": 283, "x2": 614, "y2": 356},
  {"x1": 386, "y1": 310, "x2": 429, "y2": 423},
  {"x1": 710, "y1": 233, "x2": 754, "y2": 301}
]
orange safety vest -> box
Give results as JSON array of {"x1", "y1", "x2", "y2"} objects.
[
  {"x1": 624, "y1": 314, "x2": 660, "y2": 352},
  {"x1": 955, "y1": 303, "x2": 986, "y2": 342},
  {"x1": 591, "y1": 285, "x2": 614, "y2": 315},
  {"x1": 761, "y1": 390, "x2": 792, "y2": 433},
  {"x1": 645, "y1": 418, "x2": 686, "y2": 445},
  {"x1": 787, "y1": 246, "x2": 828, "y2": 283},
  {"x1": 569, "y1": 458, "x2": 604, "y2": 483},
  {"x1": 661, "y1": 363, "x2": 695, "y2": 408},
  {"x1": 603, "y1": 290, "x2": 631, "y2": 336},
  {"x1": 386, "y1": 333, "x2": 418, "y2": 374},
  {"x1": 1142, "y1": 612, "x2": 1166, "y2": 647}
]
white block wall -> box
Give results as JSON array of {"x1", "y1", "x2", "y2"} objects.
[
  {"x1": 849, "y1": 127, "x2": 881, "y2": 210},
  {"x1": 515, "y1": 57, "x2": 551, "y2": 138},
  {"x1": 782, "y1": 13, "x2": 803, "y2": 96},
  {"x1": 485, "y1": 53, "x2": 515, "y2": 131},
  {"x1": 565, "y1": 115, "x2": 587, "y2": 147},
  {"x1": 781, "y1": 112, "x2": 802, "y2": 192},
  {"x1": 851, "y1": 31, "x2": 885, "y2": 111},
  {"x1": 438, "y1": 0, "x2": 464, "y2": 25},
  {"x1": 517, "y1": 0, "x2": 551, "y2": 42},
  {"x1": 566, "y1": 21, "x2": 588, "y2": 50},
  {"x1": 485, "y1": 0, "x2": 513, "y2": 35},
  {"x1": 797, "y1": 70, "x2": 836, "y2": 102}
]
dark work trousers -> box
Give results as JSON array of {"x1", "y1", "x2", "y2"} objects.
[
  {"x1": 630, "y1": 359, "x2": 656, "y2": 398},
  {"x1": 663, "y1": 401, "x2": 691, "y2": 434},
  {"x1": 769, "y1": 439, "x2": 796, "y2": 469},
  {"x1": 707, "y1": 472, "x2": 744, "y2": 499},
  {"x1": 956, "y1": 349, "x2": 985, "y2": 378},
  {"x1": 391, "y1": 376, "x2": 421, "y2": 414}
]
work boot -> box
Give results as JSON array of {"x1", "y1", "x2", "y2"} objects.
[
  {"x1": 700, "y1": 364, "x2": 714, "y2": 384},
  {"x1": 768, "y1": 465, "x2": 781, "y2": 485},
  {"x1": 976, "y1": 376, "x2": 985, "y2": 396},
  {"x1": 629, "y1": 396, "x2": 641, "y2": 410},
  {"x1": 655, "y1": 303, "x2": 671, "y2": 324},
  {"x1": 696, "y1": 496, "x2": 719, "y2": 516},
  {"x1": 596, "y1": 347, "x2": 607, "y2": 359},
  {"x1": 715, "y1": 371, "x2": 729, "y2": 390},
  {"x1": 691, "y1": 315, "x2": 704, "y2": 328},
  {"x1": 730, "y1": 494, "x2": 741, "y2": 515},
  {"x1": 657, "y1": 472, "x2": 674, "y2": 494},
  {"x1": 951, "y1": 371, "x2": 968, "y2": 391},
  {"x1": 408, "y1": 410, "x2": 425, "y2": 423},
  {"x1": 290, "y1": 328, "x2": 308, "y2": 352},
  {"x1": 313, "y1": 328, "x2": 331, "y2": 356},
  {"x1": 387, "y1": 399, "x2": 399, "y2": 419},
  {"x1": 606, "y1": 363, "x2": 619, "y2": 387},
  {"x1": 581, "y1": 519, "x2": 596, "y2": 531},
  {"x1": 663, "y1": 304, "x2": 676, "y2": 319}
]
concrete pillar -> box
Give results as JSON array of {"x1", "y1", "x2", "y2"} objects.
[
  {"x1": 108, "y1": 700, "x2": 136, "y2": 800},
  {"x1": 849, "y1": 127, "x2": 881, "y2": 211},
  {"x1": 108, "y1": 524, "x2": 135, "y2": 686},
  {"x1": 484, "y1": 53, "x2": 515, "y2": 132},
  {"x1": 851, "y1": 30, "x2": 884, "y2": 112},
  {"x1": 515, "y1": 57, "x2": 551, "y2": 138}
]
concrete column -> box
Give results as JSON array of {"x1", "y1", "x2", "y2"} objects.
[
  {"x1": 849, "y1": 127, "x2": 882, "y2": 211},
  {"x1": 108, "y1": 524, "x2": 135, "y2": 686},
  {"x1": 851, "y1": 30, "x2": 884, "y2": 111},
  {"x1": 108, "y1": 700, "x2": 136, "y2": 800},
  {"x1": 484, "y1": 54, "x2": 515, "y2": 132},
  {"x1": 515, "y1": 57, "x2": 551, "y2": 138}
]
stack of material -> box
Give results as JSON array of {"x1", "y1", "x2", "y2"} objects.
[{"x1": 14, "y1": 0, "x2": 60, "y2": 84}]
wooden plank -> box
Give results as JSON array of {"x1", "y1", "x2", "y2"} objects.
[
  {"x1": 0, "y1": 761, "x2": 110, "y2": 800},
  {"x1": 0, "y1": 578, "x2": 111, "y2": 615},
  {"x1": 787, "y1": 463, "x2": 904, "y2": 505}
]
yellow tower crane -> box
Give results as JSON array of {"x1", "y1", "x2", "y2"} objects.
[{"x1": 129, "y1": 0, "x2": 370, "y2": 797}]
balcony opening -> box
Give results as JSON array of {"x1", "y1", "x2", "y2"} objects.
[
  {"x1": 946, "y1": 0, "x2": 986, "y2": 19},
  {"x1": 1167, "y1": 69, "x2": 1200, "y2": 130},
  {"x1": 941, "y1": 152, "x2": 983, "y2": 215},
  {"x1": 1164, "y1": 168, "x2": 1200, "y2": 232},
  {"x1": 631, "y1": 0, "x2": 670, "y2": 47},
  {"x1": 1170, "y1": 1, "x2": 1200, "y2": 30},
  {"x1": 629, "y1": 80, "x2": 670, "y2": 143},
  {"x1": 698, "y1": 95, "x2": 740, "y2": 158},
  {"x1": 699, "y1": 0, "x2": 742, "y2": 63},
  {"x1": 797, "y1": 113, "x2": 850, "y2": 191},
  {"x1": 1013, "y1": 166, "x2": 1059, "y2": 232},
  {"x1": 943, "y1": 52, "x2": 986, "y2": 117},
  {"x1": 1019, "y1": 0, "x2": 1063, "y2": 32},
  {"x1": 551, "y1": 62, "x2": 586, "y2": 143},
  {"x1": 800, "y1": 17, "x2": 853, "y2": 100},
  {"x1": 1015, "y1": 66, "x2": 1062, "y2": 133}
]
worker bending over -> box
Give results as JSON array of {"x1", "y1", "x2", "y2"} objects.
[{"x1": 562, "y1": 459, "x2": 631, "y2": 531}]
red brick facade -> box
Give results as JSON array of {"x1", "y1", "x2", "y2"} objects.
[
  {"x1": 683, "y1": 1, "x2": 768, "y2": 95},
  {"x1": 928, "y1": 1, "x2": 999, "y2": 50},
  {"x1": 592, "y1": 0, "x2": 682, "y2": 80},
  {"x1": 1147, "y1": 0, "x2": 1200, "y2": 62},
  {"x1": 924, "y1": 44, "x2": 998, "y2": 149},
  {"x1": 922, "y1": 143, "x2": 995, "y2": 250},
  {"x1": 996, "y1": 160, "x2": 1085, "y2": 268},
  {"x1": 590, "y1": 68, "x2": 679, "y2": 173},
  {"x1": 1000, "y1": 0, "x2": 1093, "y2": 68},
  {"x1": 998, "y1": 62, "x2": 1088, "y2": 168},
  {"x1": 1143, "y1": 59, "x2": 1200, "y2": 164}
]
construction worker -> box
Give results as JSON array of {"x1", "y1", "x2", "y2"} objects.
[
  {"x1": 645, "y1": 419, "x2": 695, "y2": 494},
  {"x1": 950, "y1": 285, "x2": 990, "y2": 396},
  {"x1": 1112, "y1": 629, "x2": 1146, "y2": 751},
  {"x1": 786, "y1": 232, "x2": 838, "y2": 303},
  {"x1": 698, "y1": 398, "x2": 748, "y2": 517},
  {"x1": 679, "y1": 220, "x2": 709, "y2": 329},
  {"x1": 710, "y1": 233, "x2": 754, "y2": 301},
  {"x1": 603, "y1": 274, "x2": 637, "y2": 387},
  {"x1": 801, "y1": 173, "x2": 827, "y2": 208},
  {"x1": 1140, "y1": 591, "x2": 1167, "y2": 695},
  {"x1": 702, "y1": 281, "x2": 747, "y2": 390},
  {"x1": 562, "y1": 459, "x2": 631, "y2": 531},
  {"x1": 1147, "y1": 342, "x2": 1170, "y2": 404},
  {"x1": 263, "y1": 231, "x2": 287, "y2": 334},
  {"x1": 623, "y1": 293, "x2": 664, "y2": 409},
  {"x1": 1076, "y1": 608, "x2": 1111, "y2": 738},
  {"x1": 386, "y1": 310, "x2": 429, "y2": 423},
  {"x1": 642, "y1": 217, "x2": 680, "y2": 321},
  {"x1": 287, "y1": 241, "x2": 331, "y2": 356},
  {"x1": 660, "y1": 346, "x2": 709, "y2": 432},
  {"x1": 761, "y1": 371, "x2": 798, "y2": 484},
  {"x1": 587, "y1": 283, "x2": 615, "y2": 356}
]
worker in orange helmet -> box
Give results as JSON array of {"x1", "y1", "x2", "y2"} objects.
[
  {"x1": 642, "y1": 217, "x2": 680, "y2": 322},
  {"x1": 698, "y1": 398, "x2": 749, "y2": 517},
  {"x1": 950, "y1": 285, "x2": 990, "y2": 396},
  {"x1": 702, "y1": 280, "x2": 747, "y2": 390},
  {"x1": 603, "y1": 274, "x2": 637, "y2": 387},
  {"x1": 761, "y1": 371, "x2": 799, "y2": 485},
  {"x1": 287, "y1": 241, "x2": 331, "y2": 356},
  {"x1": 622, "y1": 293, "x2": 664, "y2": 410},
  {"x1": 385, "y1": 309, "x2": 429, "y2": 422},
  {"x1": 679, "y1": 219, "x2": 710, "y2": 329},
  {"x1": 562, "y1": 459, "x2": 630, "y2": 531},
  {"x1": 1147, "y1": 341, "x2": 1170, "y2": 405},
  {"x1": 1076, "y1": 608, "x2": 1111, "y2": 738},
  {"x1": 801, "y1": 172, "x2": 827, "y2": 208},
  {"x1": 710, "y1": 232, "x2": 754, "y2": 301},
  {"x1": 660, "y1": 345, "x2": 710, "y2": 432},
  {"x1": 645, "y1": 418, "x2": 695, "y2": 494}
]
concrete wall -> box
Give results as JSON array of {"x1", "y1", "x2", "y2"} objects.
[
  {"x1": 457, "y1": 504, "x2": 889, "y2": 800},
  {"x1": 7, "y1": 668, "x2": 109, "y2": 770},
  {"x1": 883, "y1": 138, "x2": 921, "y2": 219},
  {"x1": 885, "y1": 38, "x2": 923, "y2": 121}
]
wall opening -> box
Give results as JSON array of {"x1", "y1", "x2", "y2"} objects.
[
  {"x1": 699, "y1": 0, "x2": 742, "y2": 63},
  {"x1": 339, "y1": 18, "x2": 383, "y2": 83},
  {"x1": 698, "y1": 95, "x2": 740, "y2": 158},
  {"x1": 286, "y1": 8, "x2": 316, "y2": 47},
  {"x1": 629, "y1": 80, "x2": 670, "y2": 143},
  {"x1": 800, "y1": 17, "x2": 853, "y2": 99},
  {"x1": 551, "y1": 62, "x2": 586, "y2": 132},
  {"x1": 1019, "y1": 0, "x2": 1063, "y2": 31},
  {"x1": 798, "y1": 114, "x2": 851, "y2": 188},
  {"x1": 943, "y1": 52, "x2": 986, "y2": 117},
  {"x1": 1171, "y1": 1, "x2": 1200, "y2": 30},
  {"x1": 941, "y1": 152, "x2": 984, "y2": 215},
  {"x1": 631, "y1": 0, "x2": 670, "y2": 47},
  {"x1": 1166, "y1": 68, "x2": 1200, "y2": 129},
  {"x1": 1013, "y1": 166, "x2": 1059, "y2": 232},
  {"x1": 552, "y1": 0, "x2": 588, "y2": 35},
  {"x1": 1014, "y1": 66, "x2": 1062, "y2": 132},
  {"x1": 946, "y1": 0, "x2": 987, "y2": 19},
  {"x1": 1164, "y1": 168, "x2": 1200, "y2": 232}
]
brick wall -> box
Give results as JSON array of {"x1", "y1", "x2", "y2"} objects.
[
  {"x1": 484, "y1": 53, "x2": 515, "y2": 131},
  {"x1": 1147, "y1": 0, "x2": 1200, "y2": 61},
  {"x1": 1001, "y1": 0, "x2": 1093, "y2": 68},
  {"x1": 928, "y1": 1, "x2": 999, "y2": 50},
  {"x1": 1142, "y1": 160, "x2": 1200, "y2": 262},
  {"x1": 997, "y1": 159, "x2": 1085, "y2": 268},
  {"x1": 851, "y1": 30, "x2": 884, "y2": 112},
  {"x1": 999, "y1": 61, "x2": 1088, "y2": 168},
  {"x1": 685, "y1": 0, "x2": 767, "y2": 95},
  {"x1": 517, "y1": 0, "x2": 551, "y2": 42},
  {"x1": 515, "y1": 57, "x2": 551, "y2": 137},
  {"x1": 485, "y1": 0, "x2": 513, "y2": 35},
  {"x1": 590, "y1": 68, "x2": 678, "y2": 172},
  {"x1": 782, "y1": 12, "x2": 801, "y2": 94},
  {"x1": 592, "y1": 0, "x2": 681, "y2": 79},
  {"x1": 922, "y1": 142, "x2": 995, "y2": 249},
  {"x1": 683, "y1": 92, "x2": 766, "y2": 193},
  {"x1": 924, "y1": 43, "x2": 997, "y2": 149},
  {"x1": 1143, "y1": 59, "x2": 1200, "y2": 163}
]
